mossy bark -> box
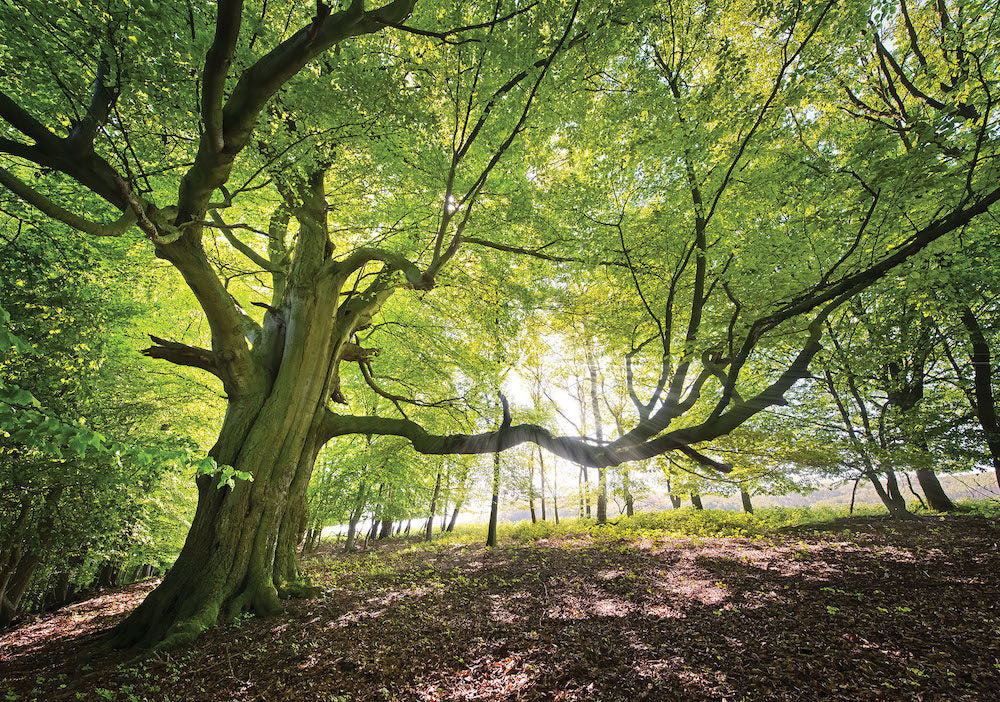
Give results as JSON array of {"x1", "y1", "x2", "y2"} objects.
[{"x1": 112, "y1": 282, "x2": 345, "y2": 649}]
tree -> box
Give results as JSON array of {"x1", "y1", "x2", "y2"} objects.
[
  {"x1": 2, "y1": 0, "x2": 998, "y2": 647},
  {"x1": 0, "y1": 227, "x2": 201, "y2": 625}
]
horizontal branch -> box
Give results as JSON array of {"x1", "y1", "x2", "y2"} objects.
[
  {"x1": 463, "y1": 236, "x2": 627, "y2": 267},
  {"x1": 322, "y1": 407, "x2": 733, "y2": 473},
  {"x1": 323, "y1": 410, "x2": 605, "y2": 467},
  {"x1": 140, "y1": 335, "x2": 219, "y2": 376}
]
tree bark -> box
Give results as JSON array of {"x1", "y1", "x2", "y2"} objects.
[
  {"x1": 487, "y1": 450, "x2": 501, "y2": 548},
  {"x1": 378, "y1": 516, "x2": 394, "y2": 540},
  {"x1": 865, "y1": 466, "x2": 912, "y2": 518},
  {"x1": 344, "y1": 481, "x2": 368, "y2": 552},
  {"x1": 740, "y1": 490, "x2": 753, "y2": 514},
  {"x1": 915, "y1": 468, "x2": 957, "y2": 512},
  {"x1": 960, "y1": 306, "x2": 1000, "y2": 489},
  {"x1": 528, "y1": 447, "x2": 537, "y2": 523},
  {"x1": 585, "y1": 341, "x2": 608, "y2": 523},
  {"x1": 426, "y1": 463, "x2": 442, "y2": 541},
  {"x1": 691, "y1": 493, "x2": 704, "y2": 510},
  {"x1": 623, "y1": 466, "x2": 634, "y2": 517},
  {"x1": 552, "y1": 454, "x2": 559, "y2": 524},
  {"x1": 447, "y1": 504, "x2": 461, "y2": 532},
  {"x1": 0, "y1": 552, "x2": 42, "y2": 627},
  {"x1": 111, "y1": 294, "x2": 349, "y2": 648},
  {"x1": 538, "y1": 446, "x2": 547, "y2": 520},
  {"x1": 0, "y1": 485, "x2": 64, "y2": 626}
]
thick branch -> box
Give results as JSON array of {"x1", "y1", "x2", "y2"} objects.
[
  {"x1": 176, "y1": 0, "x2": 416, "y2": 225},
  {"x1": 331, "y1": 247, "x2": 430, "y2": 289},
  {"x1": 141, "y1": 335, "x2": 219, "y2": 376},
  {"x1": 202, "y1": 1, "x2": 246, "y2": 153},
  {"x1": 0, "y1": 166, "x2": 136, "y2": 236},
  {"x1": 68, "y1": 51, "x2": 119, "y2": 150}
]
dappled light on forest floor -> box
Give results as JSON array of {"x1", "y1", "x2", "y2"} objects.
[{"x1": 2, "y1": 516, "x2": 1000, "y2": 701}]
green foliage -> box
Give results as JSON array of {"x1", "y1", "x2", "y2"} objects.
[
  {"x1": 0, "y1": 230, "x2": 205, "y2": 618},
  {"x1": 428, "y1": 504, "x2": 899, "y2": 545}
]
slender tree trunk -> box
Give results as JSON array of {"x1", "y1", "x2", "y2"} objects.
[
  {"x1": 487, "y1": 450, "x2": 501, "y2": 548},
  {"x1": 0, "y1": 485, "x2": 63, "y2": 626},
  {"x1": 405, "y1": 519, "x2": 412, "y2": 535},
  {"x1": 849, "y1": 477, "x2": 861, "y2": 514},
  {"x1": 0, "y1": 552, "x2": 42, "y2": 626},
  {"x1": 623, "y1": 467, "x2": 634, "y2": 517},
  {"x1": 552, "y1": 456, "x2": 559, "y2": 524},
  {"x1": 0, "y1": 494, "x2": 33, "y2": 613},
  {"x1": 538, "y1": 447, "x2": 546, "y2": 520},
  {"x1": 447, "y1": 503, "x2": 461, "y2": 532},
  {"x1": 585, "y1": 341, "x2": 608, "y2": 523},
  {"x1": 740, "y1": 490, "x2": 753, "y2": 514},
  {"x1": 344, "y1": 481, "x2": 368, "y2": 552},
  {"x1": 960, "y1": 306, "x2": 1000, "y2": 489},
  {"x1": 447, "y1": 462, "x2": 470, "y2": 532},
  {"x1": 528, "y1": 448, "x2": 537, "y2": 523},
  {"x1": 426, "y1": 462, "x2": 442, "y2": 542},
  {"x1": 691, "y1": 493, "x2": 704, "y2": 510},
  {"x1": 905, "y1": 472, "x2": 928, "y2": 510}
]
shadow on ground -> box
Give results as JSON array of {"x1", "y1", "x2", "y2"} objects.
[{"x1": 2, "y1": 516, "x2": 998, "y2": 701}]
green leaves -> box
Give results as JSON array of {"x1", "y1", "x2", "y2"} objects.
[{"x1": 194, "y1": 456, "x2": 254, "y2": 490}]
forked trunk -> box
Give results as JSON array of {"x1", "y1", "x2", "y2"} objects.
[
  {"x1": 866, "y1": 467, "x2": 912, "y2": 519},
  {"x1": 112, "y1": 284, "x2": 344, "y2": 648}
]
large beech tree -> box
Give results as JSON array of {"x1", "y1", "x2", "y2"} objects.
[{"x1": 2, "y1": 0, "x2": 998, "y2": 648}]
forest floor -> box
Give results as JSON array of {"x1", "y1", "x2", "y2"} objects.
[{"x1": 2, "y1": 514, "x2": 999, "y2": 701}]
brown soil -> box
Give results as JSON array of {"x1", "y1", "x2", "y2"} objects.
[{"x1": 2, "y1": 515, "x2": 999, "y2": 701}]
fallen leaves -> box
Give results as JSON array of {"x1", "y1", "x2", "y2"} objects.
[{"x1": 2, "y1": 516, "x2": 999, "y2": 701}]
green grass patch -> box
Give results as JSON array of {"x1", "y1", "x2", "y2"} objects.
[{"x1": 417, "y1": 499, "x2": 999, "y2": 548}]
